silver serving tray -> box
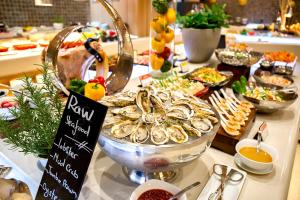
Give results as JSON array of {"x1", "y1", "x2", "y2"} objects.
[{"x1": 215, "y1": 49, "x2": 262, "y2": 67}]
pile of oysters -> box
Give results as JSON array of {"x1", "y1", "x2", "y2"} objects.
[{"x1": 100, "y1": 87, "x2": 219, "y2": 145}]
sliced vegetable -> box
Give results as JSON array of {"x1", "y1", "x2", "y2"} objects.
[
  {"x1": 231, "y1": 76, "x2": 247, "y2": 94},
  {"x1": 151, "y1": 38, "x2": 165, "y2": 53},
  {"x1": 13, "y1": 44, "x2": 37, "y2": 50},
  {"x1": 0, "y1": 46, "x2": 9, "y2": 52},
  {"x1": 150, "y1": 54, "x2": 164, "y2": 70},
  {"x1": 240, "y1": 76, "x2": 247, "y2": 88},
  {"x1": 151, "y1": 16, "x2": 168, "y2": 33},
  {"x1": 88, "y1": 76, "x2": 106, "y2": 86},
  {"x1": 70, "y1": 79, "x2": 87, "y2": 95},
  {"x1": 165, "y1": 8, "x2": 176, "y2": 24},
  {"x1": 160, "y1": 60, "x2": 172, "y2": 72},
  {"x1": 162, "y1": 27, "x2": 174, "y2": 43},
  {"x1": 158, "y1": 47, "x2": 171, "y2": 60},
  {"x1": 84, "y1": 83, "x2": 106, "y2": 101}
]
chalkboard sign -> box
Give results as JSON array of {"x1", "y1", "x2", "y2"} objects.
[{"x1": 36, "y1": 91, "x2": 108, "y2": 200}]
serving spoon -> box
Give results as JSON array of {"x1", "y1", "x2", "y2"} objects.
[
  {"x1": 168, "y1": 181, "x2": 201, "y2": 200},
  {"x1": 256, "y1": 121, "x2": 266, "y2": 152}
]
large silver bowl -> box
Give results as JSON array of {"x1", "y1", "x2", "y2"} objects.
[
  {"x1": 98, "y1": 106, "x2": 220, "y2": 183},
  {"x1": 253, "y1": 69, "x2": 294, "y2": 88},
  {"x1": 215, "y1": 48, "x2": 262, "y2": 66},
  {"x1": 238, "y1": 83, "x2": 298, "y2": 113}
]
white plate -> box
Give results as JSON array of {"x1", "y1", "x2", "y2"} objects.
[
  {"x1": 197, "y1": 165, "x2": 247, "y2": 200},
  {"x1": 0, "y1": 97, "x2": 18, "y2": 121},
  {"x1": 0, "y1": 152, "x2": 38, "y2": 197},
  {"x1": 0, "y1": 51, "x2": 17, "y2": 56},
  {"x1": 234, "y1": 154, "x2": 273, "y2": 175}
]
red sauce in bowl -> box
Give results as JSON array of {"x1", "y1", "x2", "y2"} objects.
[{"x1": 137, "y1": 189, "x2": 176, "y2": 200}]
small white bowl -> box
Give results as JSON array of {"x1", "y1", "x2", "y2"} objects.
[
  {"x1": 236, "y1": 139, "x2": 278, "y2": 171},
  {"x1": 130, "y1": 179, "x2": 187, "y2": 200}
]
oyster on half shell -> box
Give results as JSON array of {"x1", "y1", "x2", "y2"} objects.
[
  {"x1": 170, "y1": 103, "x2": 194, "y2": 117},
  {"x1": 167, "y1": 125, "x2": 188, "y2": 144},
  {"x1": 103, "y1": 115, "x2": 123, "y2": 129},
  {"x1": 191, "y1": 117, "x2": 213, "y2": 133},
  {"x1": 142, "y1": 112, "x2": 164, "y2": 124},
  {"x1": 166, "y1": 105, "x2": 192, "y2": 120},
  {"x1": 182, "y1": 123, "x2": 202, "y2": 137},
  {"x1": 136, "y1": 89, "x2": 151, "y2": 113},
  {"x1": 111, "y1": 120, "x2": 137, "y2": 138},
  {"x1": 150, "y1": 95, "x2": 165, "y2": 113},
  {"x1": 150, "y1": 125, "x2": 169, "y2": 145},
  {"x1": 156, "y1": 90, "x2": 170, "y2": 102},
  {"x1": 111, "y1": 105, "x2": 141, "y2": 120},
  {"x1": 130, "y1": 123, "x2": 149, "y2": 144}
]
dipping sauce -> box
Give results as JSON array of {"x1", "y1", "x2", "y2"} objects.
[
  {"x1": 239, "y1": 147, "x2": 272, "y2": 163},
  {"x1": 137, "y1": 189, "x2": 175, "y2": 200}
]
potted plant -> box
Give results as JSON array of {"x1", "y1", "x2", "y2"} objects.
[
  {"x1": 177, "y1": 4, "x2": 229, "y2": 63},
  {"x1": 52, "y1": 16, "x2": 65, "y2": 30}
]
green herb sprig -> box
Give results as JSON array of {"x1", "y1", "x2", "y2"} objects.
[
  {"x1": 0, "y1": 64, "x2": 64, "y2": 158},
  {"x1": 177, "y1": 4, "x2": 229, "y2": 29}
]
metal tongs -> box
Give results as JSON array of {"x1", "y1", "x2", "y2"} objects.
[{"x1": 208, "y1": 164, "x2": 244, "y2": 200}]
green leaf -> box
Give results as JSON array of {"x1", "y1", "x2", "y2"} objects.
[{"x1": 177, "y1": 3, "x2": 229, "y2": 29}]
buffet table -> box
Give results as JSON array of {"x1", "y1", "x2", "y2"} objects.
[{"x1": 0, "y1": 59, "x2": 299, "y2": 200}]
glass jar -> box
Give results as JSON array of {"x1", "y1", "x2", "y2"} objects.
[{"x1": 149, "y1": 0, "x2": 176, "y2": 79}]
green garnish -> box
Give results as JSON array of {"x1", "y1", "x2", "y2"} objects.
[
  {"x1": 70, "y1": 79, "x2": 87, "y2": 95},
  {"x1": 152, "y1": 0, "x2": 169, "y2": 14}
]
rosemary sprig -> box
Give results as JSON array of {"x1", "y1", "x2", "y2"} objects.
[{"x1": 0, "y1": 64, "x2": 64, "y2": 158}]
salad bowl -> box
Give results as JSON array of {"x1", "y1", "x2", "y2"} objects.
[{"x1": 237, "y1": 82, "x2": 298, "y2": 113}]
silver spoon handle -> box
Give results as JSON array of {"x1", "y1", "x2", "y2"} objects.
[
  {"x1": 256, "y1": 131, "x2": 262, "y2": 152},
  {"x1": 169, "y1": 181, "x2": 201, "y2": 200}
]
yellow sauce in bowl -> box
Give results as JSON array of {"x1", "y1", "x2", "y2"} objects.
[{"x1": 239, "y1": 147, "x2": 272, "y2": 163}]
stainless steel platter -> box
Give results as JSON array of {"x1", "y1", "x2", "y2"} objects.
[{"x1": 215, "y1": 48, "x2": 262, "y2": 66}]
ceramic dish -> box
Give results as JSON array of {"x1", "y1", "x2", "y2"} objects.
[
  {"x1": 130, "y1": 179, "x2": 187, "y2": 200},
  {"x1": 234, "y1": 154, "x2": 273, "y2": 175},
  {"x1": 235, "y1": 139, "x2": 278, "y2": 171},
  {"x1": 253, "y1": 69, "x2": 294, "y2": 88},
  {"x1": 0, "y1": 97, "x2": 18, "y2": 121}
]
